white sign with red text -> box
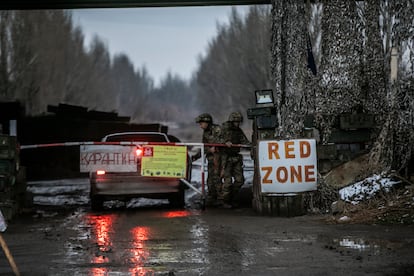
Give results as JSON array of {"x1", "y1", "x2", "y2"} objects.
[
  {"x1": 80, "y1": 145, "x2": 137, "y2": 172},
  {"x1": 258, "y1": 139, "x2": 317, "y2": 193}
]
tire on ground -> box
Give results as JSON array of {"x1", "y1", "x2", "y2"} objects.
[
  {"x1": 169, "y1": 186, "x2": 185, "y2": 208},
  {"x1": 91, "y1": 195, "x2": 104, "y2": 211}
]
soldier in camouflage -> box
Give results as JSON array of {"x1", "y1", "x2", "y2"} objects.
[
  {"x1": 221, "y1": 111, "x2": 251, "y2": 208},
  {"x1": 192, "y1": 113, "x2": 224, "y2": 207}
]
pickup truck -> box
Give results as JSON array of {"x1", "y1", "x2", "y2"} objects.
[{"x1": 89, "y1": 132, "x2": 191, "y2": 210}]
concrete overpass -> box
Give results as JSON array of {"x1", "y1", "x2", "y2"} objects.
[{"x1": 0, "y1": 0, "x2": 270, "y2": 10}]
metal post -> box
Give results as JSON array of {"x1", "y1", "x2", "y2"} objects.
[
  {"x1": 200, "y1": 146, "x2": 206, "y2": 209},
  {"x1": 390, "y1": 47, "x2": 398, "y2": 83}
]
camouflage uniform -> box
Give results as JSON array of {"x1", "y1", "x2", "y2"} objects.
[
  {"x1": 193, "y1": 113, "x2": 224, "y2": 206},
  {"x1": 221, "y1": 112, "x2": 251, "y2": 207}
]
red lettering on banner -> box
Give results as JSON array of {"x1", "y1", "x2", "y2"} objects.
[
  {"x1": 290, "y1": 165, "x2": 302, "y2": 182},
  {"x1": 267, "y1": 141, "x2": 313, "y2": 160},
  {"x1": 284, "y1": 141, "x2": 295, "y2": 158},
  {"x1": 80, "y1": 152, "x2": 137, "y2": 166},
  {"x1": 261, "y1": 167, "x2": 273, "y2": 184},
  {"x1": 127, "y1": 153, "x2": 136, "y2": 164},
  {"x1": 276, "y1": 167, "x2": 288, "y2": 183},
  {"x1": 80, "y1": 153, "x2": 88, "y2": 165},
  {"x1": 300, "y1": 141, "x2": 311, "y2": 158},
  {"x1": 93, "y1": 153, "x2": 102, "y2": 164},
  {"x1": 304, "y1": 165, "x2": 316, "y2": 182},
  {"x1": 101, "y1": 153, "x2": 108, "y2": 164},
  {"x1": 261, "y1": 165, "x2": 316, "y2": 184},
  {"x1": 267, "y1": 143, "x2": 280, "y2": 159},
  {"x1": 121, "y1": 153, "x2": 127, "y2": 164}
]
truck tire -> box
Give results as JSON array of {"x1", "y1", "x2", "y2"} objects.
[
  {"x1": 169, "y1": 187, "x2": 185, "y2": 208},
  {"x1": 91, "y1": 195, "x2": 104, "y2": 211}
]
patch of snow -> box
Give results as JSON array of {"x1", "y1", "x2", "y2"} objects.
[
  {"x1": 338, "y1": 216, "x2": 351, "y2": 222},
  {"x1": 339, "y1": 174, "x2": 401, "y2": 205}
]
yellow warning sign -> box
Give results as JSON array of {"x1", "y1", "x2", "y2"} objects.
[{"x1": 141, "y1": 145, "x2": 187, "y2": 178}]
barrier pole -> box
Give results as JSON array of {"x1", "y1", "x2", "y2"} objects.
[
  {"x1": 0, "y1": 234, "x2": 20, "y2": 276},
  {"x1": 201, "y1": 146, "x2": 206, "y2": 209},
  {"x1": 180, "y1": 179, "x2": 203, "y2": 195}
]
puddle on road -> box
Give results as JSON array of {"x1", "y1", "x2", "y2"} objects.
[
  {"x1": 159, "y1": 210, "x2": 196, "y2": 218},
  {"x1": 62, "y1": 209, "x2": 207, "y2": 275},
  {"x1": 331, "y1": 236, "x2": 404, "y2": 254}
]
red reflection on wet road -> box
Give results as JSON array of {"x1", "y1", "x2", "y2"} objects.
[
  {"x1": 129, "y1": 226, "x2": 152, "y2": 275},
  {"x1": 90, "y1": 214, "x2": 115, "y2": 252},
  {"x1": 90, "y1": 267, "x2": 107, "y2": 276},
  {"x1": 86, "y1": 214, "x2": 116, "y2": 275},
  {"x1": 161, "y1": 210, "x2": 194, "y2": 218},
  {"x1": 85, "y1": 211, "x2": 196, "y2": 275}
]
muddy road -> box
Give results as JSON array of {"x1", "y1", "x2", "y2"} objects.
[{"x1": 1, "y1": 178, "x2": 414, "y2": 276}]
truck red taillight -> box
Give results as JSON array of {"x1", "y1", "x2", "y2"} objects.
[
  {"x1": 97, "y1": 170, "x2": 106, "y2": 175},
  {"x1": 136, "y1": 147, "x2": 143, "y2": 156}
]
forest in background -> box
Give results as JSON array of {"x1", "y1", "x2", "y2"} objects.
[{"x1": 0, "y1": 6, "x2": 272, "y2": 142}]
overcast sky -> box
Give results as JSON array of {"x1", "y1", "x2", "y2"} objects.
[{"x1": 71, "y1": 6, "x2": 249, "y2": 86}]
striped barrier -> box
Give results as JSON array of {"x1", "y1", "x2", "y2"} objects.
[{"x1": 20, "y1": 141, "x2": 251, "y2": 149}]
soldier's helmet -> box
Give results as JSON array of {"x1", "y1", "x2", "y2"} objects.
[
  {"x1": 228, "y1": 111, "x2": 243, "y2": 122},
  {"x1": 195, "y1": 113, "x2": 213, "y2": 123}
]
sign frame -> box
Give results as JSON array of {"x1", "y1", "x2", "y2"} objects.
[
  {"x1": 140, "y1": 145, "x2": 188, "y2": 178},
  {"x1": 80, "y1": 145, "x2": 138, "y2": 172},
  {"x1": 257, "y1": 139, "x2": 318, "y2": 193}
]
